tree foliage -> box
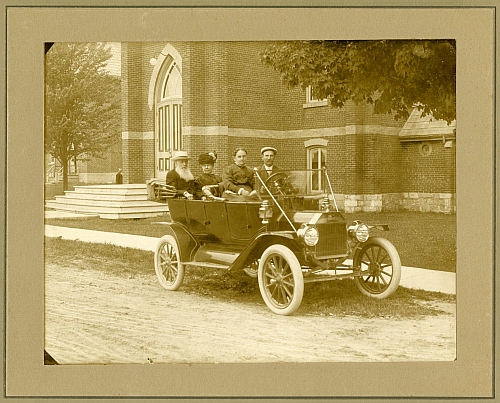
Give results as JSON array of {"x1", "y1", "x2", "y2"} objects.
[
  {"x1": 261, "y1": 40, "x2": 456, "y2": 124},
  {"x1": 45, "y1": 42, "x2": 121, "y2": 189}
]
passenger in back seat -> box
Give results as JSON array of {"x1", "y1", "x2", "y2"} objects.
[
  {"x1": 196, "y1": 152, "x2": 224, "y2": 199},
  {"x1": 166, "y1": 150, "x2": 199, "y2": 200},
  {"x1": 222, "y1": 147, "x2": 259, "y2": 200}
]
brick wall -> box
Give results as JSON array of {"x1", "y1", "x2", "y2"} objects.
[
  {"x1": 227, "y1": 42, "x2": 300, "y2": 131},
  {"x1": 400, "y1": 140, "x2": 456, "y2": 213},
  {"x1": 122, "y1": 43, "x2": 149, "y2": 133},
  {"x1": 120, "y1": 41, "x2": 456, "y2": 213},
  {"x1": 122, "y1": 139, "x2": 141, "y2": 183},
  {"x1": 401, "y1": 141, "x2": 456, "y2": 193},
  {"x1": 182, "y1": 42, "x2": 228, "y2": 127}
]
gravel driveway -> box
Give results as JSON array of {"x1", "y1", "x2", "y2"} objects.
[{"x1": 45, "y1": 263, "x2": 456, "y2": 364}]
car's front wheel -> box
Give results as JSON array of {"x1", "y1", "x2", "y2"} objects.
[
  {"x1": 154, "y1": 235, "x2": 185, "y2": 291},
  {"x1": 353, "y1": 237, "x2": 401, "y2": 299},
  {"x1": 258, "y1": 245, "x2": 304, "y2": 315}
]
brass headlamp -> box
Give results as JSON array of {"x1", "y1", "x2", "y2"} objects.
[{"x1": 259, "y1": 200, "x2": 273, "y2": 224}]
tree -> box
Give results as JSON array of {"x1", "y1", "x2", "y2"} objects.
[
  {"x1": 261, "y1": 40, "x2": 456, "y2": 124},
  {"x1": 45, "y1": 42, "x2": 121, "y2": 190}
]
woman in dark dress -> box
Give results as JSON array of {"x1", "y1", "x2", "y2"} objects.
[
  {"x1": 196, "y1": 152, "x2": 223, "y2": 198},
  {"x1": 222, "y1": 147, "x2": 258, "y2": 198}
]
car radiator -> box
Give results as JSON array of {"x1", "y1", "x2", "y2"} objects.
[{"x1": 314, "y1": 222, "x2": 348, "y2": 258}]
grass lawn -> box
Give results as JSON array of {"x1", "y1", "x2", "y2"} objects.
[
  {"x1": 45, "y1": 237, "x2": 455, "y2": 318},
  {"x1": 45, "y1": 211, "x2": 456, "y2": 272}
]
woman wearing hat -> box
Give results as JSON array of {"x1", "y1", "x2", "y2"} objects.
[
  {"x1": 196, "y1": 152, "x2": 223, "y2": 198},
  {"x1": 166, "y1": 150, "x2": 199, "y2": 199},
  {"x1": 222, "y1": 147, "x2": 258, "y2": 198}
]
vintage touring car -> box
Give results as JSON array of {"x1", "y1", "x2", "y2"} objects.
[{"x1": 154, "y1": 169, "x2": 401, "y2": 315}]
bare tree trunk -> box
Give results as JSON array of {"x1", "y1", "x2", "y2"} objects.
[
  {"x1": 61, "y1": 148, "x2": 69, "y2": 191},
  {"x1": 63, "y1": 160, "x2": 68, "y2": 191}
]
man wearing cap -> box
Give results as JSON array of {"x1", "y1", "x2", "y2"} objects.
[
  {"x1": 166, "y1": 150, "x2": 198, "y2": 199},
  {"x1": 258, "y1": 146, "x2": 280, "y2": 180}
]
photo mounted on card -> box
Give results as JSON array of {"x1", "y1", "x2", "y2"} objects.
[{"x1": 4, "y1": 4, "x2": 494, "y2": 399}]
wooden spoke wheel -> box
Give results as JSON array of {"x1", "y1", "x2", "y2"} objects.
[
  {"x1": 154, "y1": 235, "x2": 185, "y2": 291},
  {"x1": 354, "y1": 237, "x2": 401, "y2": 299},
  {"x1": 258, "y1": 244, "x2": 304, "y2": 315}
]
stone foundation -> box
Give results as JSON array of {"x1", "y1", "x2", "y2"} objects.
[
  {"x1": 343, "y1": 194, "x2": 383, "y2": 213},
  {"x1": 402, "y1": 192, "x2": 456, "y2": 214},
  {"x1": 339, "y1": 193, "x2": 455, "y2": 214}
]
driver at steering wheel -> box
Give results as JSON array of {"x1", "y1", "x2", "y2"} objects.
[
  {"x1": 257, "y1": 146, "x2": 296, "y2": 196},
  {"x1": 258, "y1": 146, "x2": 282, "y2": 194},
  {"x1": 257, "y1": 146, "x2": 280, "y2": 180}
]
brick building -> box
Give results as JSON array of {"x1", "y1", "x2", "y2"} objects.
[{"x1": 120, "y1": 41, "x2": 456, "y2": 213}]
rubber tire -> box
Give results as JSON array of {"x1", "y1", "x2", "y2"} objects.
[
  {"x1": 353, "y1": 237, "x2": 401, "y2": 299},
  {"x1": 154, "y1": 235, "x2": 185, "y2": 291},
  {"x1": 258, "y1": 244, "x2": 304, "y2": 315}
]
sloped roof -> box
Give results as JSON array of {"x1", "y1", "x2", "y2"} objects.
[{"x1": 399, "y1": 108, "x2": 456, "y2": 141}]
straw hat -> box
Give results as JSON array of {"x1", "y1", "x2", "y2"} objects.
[{"x1": 172, "y1": 150, "x2": 191, "y2": 161}]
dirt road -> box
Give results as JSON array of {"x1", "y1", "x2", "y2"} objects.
[{"x1": 45, "y1": 263, "x2": 456, "y2": 364}]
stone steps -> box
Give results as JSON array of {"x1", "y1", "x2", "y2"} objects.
[{"x1": 45, "y1": 184, "x2": 169, "y2": 220}]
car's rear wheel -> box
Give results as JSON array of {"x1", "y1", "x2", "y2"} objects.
[
  {"x1": 243, "y1": 260, "x2": 259, "y2": 278},
  {"x1": 258, "y1": 245, "x2": 304, "y2": 315},
  {"x1": 353, "y1": 237, "x2": 401, "y2": 299},
  {"x1": 154, "y1": 235, "x2": 185, "y2": 291}
]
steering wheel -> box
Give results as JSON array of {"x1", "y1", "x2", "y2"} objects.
[{"x1": 263, "y1": 172, "x2": 292, "y2": 196}]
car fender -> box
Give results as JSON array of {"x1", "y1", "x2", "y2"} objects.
[
  {"x1": 230, "y1": 232, "x2": 305, "y2": 271},
  {"x1": 160, "y1": 222, "x2": 200, "y2": 263}
]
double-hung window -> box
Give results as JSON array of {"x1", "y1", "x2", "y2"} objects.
[
  {"x1": 305, "y1": 138, "x2": 328, "y2": 193},
  {"x1": 304, "y1": 85, "x2": 328, "y2": 108}
]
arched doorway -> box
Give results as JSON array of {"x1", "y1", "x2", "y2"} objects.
[{"x1": 154, "y1": 53, "x2": 182, "y2": 177}]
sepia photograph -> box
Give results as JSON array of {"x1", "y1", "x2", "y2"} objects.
[
  {"x1": 43, "y1": 39, "x2": 457, "y2": 364},
  {"x1": 4, "y1": 5, "x2": 494, "y2": 399}
]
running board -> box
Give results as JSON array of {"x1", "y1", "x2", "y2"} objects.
[
  {"x1": 182, "y1": 261, "x2": 230, "y2": 270},
  {"x1": 303, "y1": 271, "x2": 358, "y2": 283}
]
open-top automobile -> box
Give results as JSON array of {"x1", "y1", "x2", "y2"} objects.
[{"x1": 154, "y1": 168, "x2": 401, "y2": 315}]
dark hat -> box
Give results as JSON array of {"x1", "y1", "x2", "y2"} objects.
[
  {"x1": 261, "y1": 146, "x2": 278, "y2": 155},
  {"x1": 198, "y1": 152, "x2": 217, "y2": 165}
]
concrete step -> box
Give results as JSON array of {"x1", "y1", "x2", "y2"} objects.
[
  {"x1": 53, "y1": 196, "x2": 150, "y2": 206},
  {"x1": 45, "y1": 183, "x2": 168, "y2": 219},
  {"x1": 60, "y1": 193, "x2": 147, "y2": 201},
  {"x1": 71, "y1": 185, "x2": 147, "y2": 196},
  {"x1": 45, "y1": 200, "x2": 168, "y2": 214},
  {"x1": 45, "y1": 206, "x2": 168, "y2": 220}
]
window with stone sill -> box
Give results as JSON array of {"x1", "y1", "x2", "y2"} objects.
[{"x1": 304, "y1": 139, "x2": 328, "y2": 193}]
